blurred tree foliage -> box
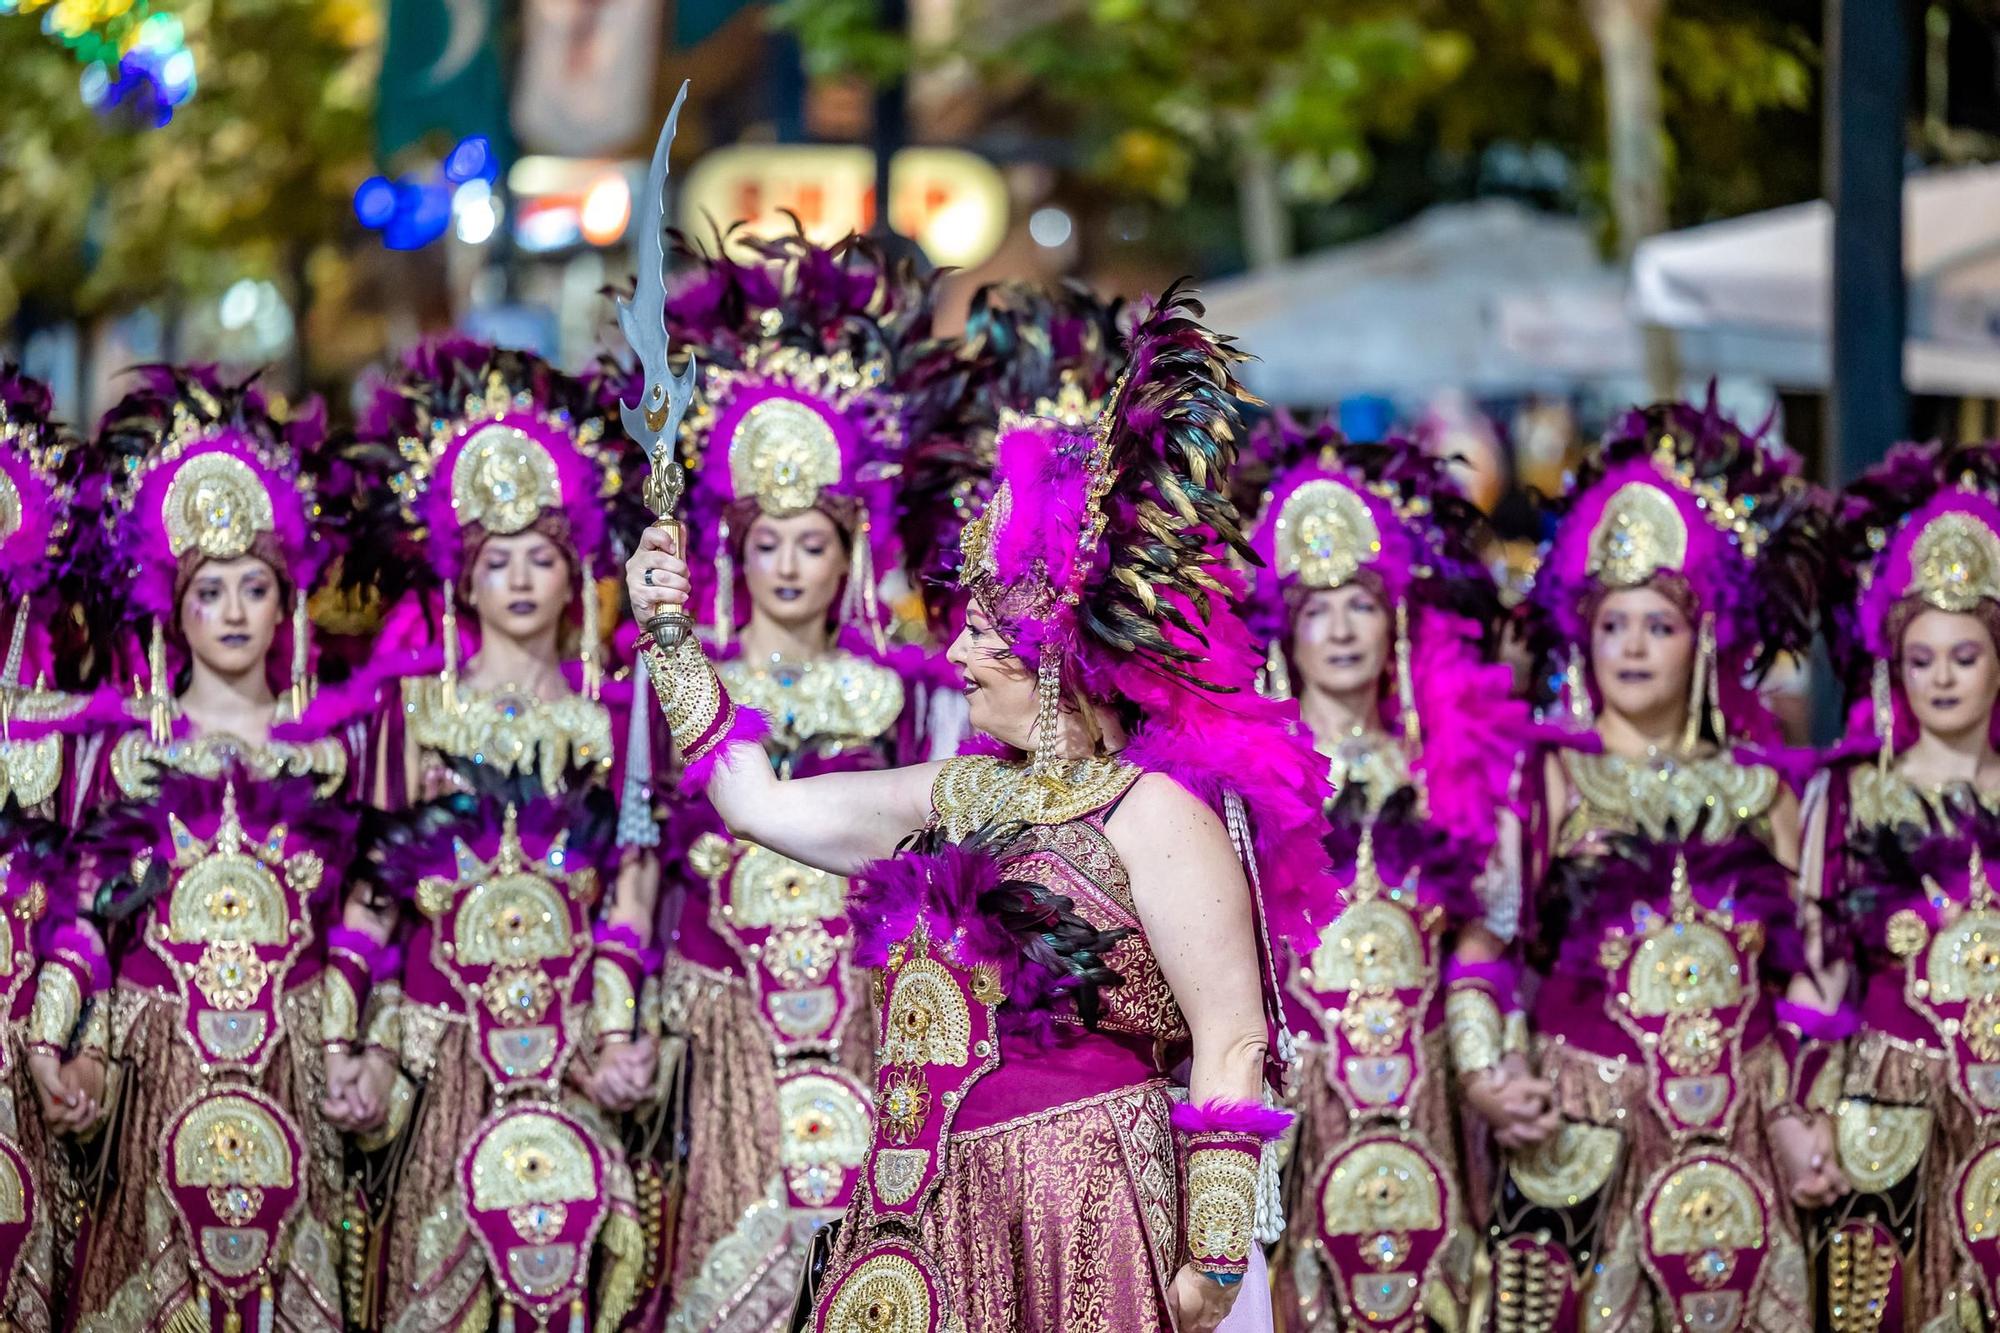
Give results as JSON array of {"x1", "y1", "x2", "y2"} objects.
[
  {"x1": 0, "y1": 0, "x2": 378, "y2": 325},
  {"x1": 772, "y1": 0, "x2": 1818, "y2": 256}
]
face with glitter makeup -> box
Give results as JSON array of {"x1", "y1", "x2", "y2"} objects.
[
  {"x1": 742, "y1": 509, "x2": 848, "y2": 636},
  {"x1": 468, "y1": 530, "x2": 573, "y2": 644},
  {"x1": 1901, "y1": 607, "x2": 2000, "y2": 743},
  {"x1": 180, "y1": 556, "x2": 282, "y2": 678}
]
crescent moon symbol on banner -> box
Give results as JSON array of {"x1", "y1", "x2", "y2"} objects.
[{"x1": 421, "y1": 0, "x2": 488, "y2": 90}]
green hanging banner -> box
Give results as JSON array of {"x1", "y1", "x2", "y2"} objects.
[{"x1": 377, "y1": 0, "x2": 510, "y2": 161}]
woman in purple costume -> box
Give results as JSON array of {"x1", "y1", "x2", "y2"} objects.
[
  {"x1": 1464, "y1": 400, "x2": 1847, "y2": 1333},
  {"x1": 1804, "y1": 438, "x2": 2000, "y2": 1330},
  {"x1": 53, "y1": 368, "x2": 385, "y2": 1333},
  {"x1": 337, "y1": 340, "x2": 665, "y2": 1333},
  {"x1": 1246, "y1": 421, "x2": 1525, "y2": 1332},
  {"x1": 649, "y1": 233, "x2": 966, "y2": 1332},
  {"x1": 628, "y1": 287, "x2": 1326, "y2": 1333}
]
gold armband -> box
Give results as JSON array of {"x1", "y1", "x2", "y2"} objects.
[
  {"x1": 1445, "y1": 987, "x2": 1507, "y2": 1078},
  {"x1": 362, "y1": 982, "x2": 404, "y2": 1058},
  {"x1": 25, "y1": 964, "x2": 81, "y2": 1056},
  {"x1": 640, "y1": 637, "x2": 743, "y2": 778}
]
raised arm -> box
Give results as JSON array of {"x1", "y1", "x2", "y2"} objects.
[{"x1": 629, "y1": 524, "x2": 939, "y2": 875}]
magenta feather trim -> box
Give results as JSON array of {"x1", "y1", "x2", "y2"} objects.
[
  {"x1": 984, "y1": 421, "x2": 1098, "y2": 660},
  {"x1": 1409, "y1": 608, "x2": 1527, "y2": 844},
  {"x1": 592, "y1": 920, "x2": 662, "y2": 972},
  {"x1": 1169, "y1": 1098, "x2": 1293, "y2": 1141},
  {"x1": 47, "y1": 923, "x2": 110, "y2": 990},
  {"x1": 676, "y1": 705, "x2": 770, "y2": 797},
  {"x1": 848, "y1": 841, "x2": 1013, "y2": 972}
]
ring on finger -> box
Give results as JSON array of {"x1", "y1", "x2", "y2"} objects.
[{"x1": 644, "y1": 569, "x2": 655, "y2": 587}]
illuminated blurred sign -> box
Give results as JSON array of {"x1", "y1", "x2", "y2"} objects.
[
  {"x1": 507, "y1": 155, "x2": 641, "y2": 252},
  {"x1": 681, "y1": 145, "x2": 1009, "y2": 269}
]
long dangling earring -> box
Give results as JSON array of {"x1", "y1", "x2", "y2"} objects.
[
  {"x1": 441, "y1": 581, "x2": 462, "y2": 710},
  {"x1": 148, "y1": 618, "x2": 171, "y2": 745},
  {"x1": 1260, "y1": 638, "x2": 1291, "y2": 701},
  {"x1": 1395, "y1": 599, "x2": 1428, "y2": 817},
  {"x1": 838, "y1": 514, "x2": 885, "y2": 653},
  {"x1": 1873, "y1": 657, "x2": 1895, "y2": 773},
  {"x1": 289, "y1": 588, "x2": 312, "y2": 718},
  {"x1": 713, "y1": 514, "x2": 734, "y2": 654},
  {"x1": 580, "y1": 557, "x2": 602, "y2": 702},
  {"x1": 1029, "y1": 653, "x2": 1064, "y2": 781},
  {"x1": 1564, "y1": 644, "x2": 1595, "y2": 728},
  {"x1": 1681, "y1": 613, "x2": 1716, "y2": 755}
]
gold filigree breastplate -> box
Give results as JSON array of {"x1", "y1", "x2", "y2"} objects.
[
  {"x1": 1561, "y1": 750, "x2": 1778, "y2": 849},
  {"x1": 718, "y1": 652, "x2": 904, "y2": 759},
  {"x1": 1323, "y1": 732, "x2": 1411, "y2": 815},
  {"x1": 929, "y1": 754, "x2": 1141, "y2": 841},
  {"x1": 1849, "y1": 763, "x2": 2000, "y2": 835},
  {"x1": 111, "y1": 725, "x2": 347, "y2": 800},
  {"x1": 0, "y1": 688, "x2": 85, "y2": 811},
  {"x1": 403, "y1": 678, "x2": 612, "y2": 793}
]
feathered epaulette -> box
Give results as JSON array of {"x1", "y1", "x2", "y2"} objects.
[
  {"x1": 83, "y1": 767, "x2": 355, "y2": 925},
  {"x1": 1323, "y1": 784, "x2": 1486, "y2": 928},
  {"x1": 1841, "y1": 792, "x2": 2000, "y2": 955},
  {"x1": 848, "y1": 825, "x2": 1132, "y2": 1040},
  {"x1": 353, "y1": 766, "x2": 621, "y2": 910},
  {"x1": 1538, "y1": 824, "x2": 1800, "y2": 978}
]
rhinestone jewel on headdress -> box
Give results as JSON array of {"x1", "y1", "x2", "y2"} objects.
[
  {"x1": 1274, "y1": 478, "x2": 1381, "y2": 589},
  {"x1": 1909, "y1": 510, "x2": 2000, "y2": 614},
  {"x1": 1586, "y1": 481, "x2": 1689, "y2": 589},
  {"x1": 729, "y1": 397, "x2": 841, "y2": 517},
  {"x1": 162, "y1": 452, "x2": 276, "y2": 561},
  {"x1": 450, "y1": 423, "x2": 562, "y2": 537},
  {"x1": 390, "y1": 371, "x2": 604, "y2": 527}
]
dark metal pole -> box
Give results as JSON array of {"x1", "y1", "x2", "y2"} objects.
[
  {"x1": 1824, "y1": 0, "x2": 1909, "y2": 486},
  {"x1": 872, "y1": 0, "x2": 910, "y2": 249}
]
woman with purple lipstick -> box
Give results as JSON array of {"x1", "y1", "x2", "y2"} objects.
[
  {"x1": 1471, "y1": 399, "x2": 1842, "y2": 1333},
  {"x1": 1246, "y1": 420, "x2": 1526, "y2": 1333},
  {"x1": 1804, "y1": 438, "x2": 2000, "y2": 1329},
  {"x1": 646, "y1": 231, "x2": 967, "y2": 1331},
  {"x1": 52, "y1": 367, "x2": 378, "y2": 1333},
  {"x1": 337, "y1": 340, "x2": 665, "y2": 1333},
  {"x1": 628, "y1": 286, "x2": 1325, "y2": 1333}
]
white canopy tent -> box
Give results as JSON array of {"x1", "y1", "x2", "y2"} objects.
[
  {"x1": 1201, "y1": 200, "x2": 1648, "y2": 405},
  {"x1": 1631, "y1": 163, "x2": 2000, "y2": 397}
]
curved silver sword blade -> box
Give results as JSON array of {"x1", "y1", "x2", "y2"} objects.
[{"x1": 615, "y1": 78, "x2": 698, "y2": 467}]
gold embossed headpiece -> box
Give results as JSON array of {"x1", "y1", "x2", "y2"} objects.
[{"x1": 99, "y1": 369, "x2": 330, "y2": 729}]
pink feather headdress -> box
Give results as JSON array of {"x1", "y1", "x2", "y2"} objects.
[
  {"x1": 341, "y1": 339, "x2": 643, "y2": 697},
  {"x1": 1530, "y1": 396, "x2": 1827, "y2": 744},
  {"x1": 1829, "y1": 438, "x2": 2000, "y2": 755},
  {"x1": 83, "y1": 365, "x2": 333, "y2": 709},
  {"x1": 661, "y1": 229, "x2": 958, "y2": 647},
  {"x1": 958, "y1": 284, "x2": 1332, "y2": 958}
]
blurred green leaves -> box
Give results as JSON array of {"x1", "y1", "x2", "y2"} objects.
[{"x1": 0, "y1": 0, "x2": 376, "y2": 323}]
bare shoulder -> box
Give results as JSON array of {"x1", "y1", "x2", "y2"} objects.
[{"x1": 1106, "y1": 772, "x2": 1243, "y2": 911}]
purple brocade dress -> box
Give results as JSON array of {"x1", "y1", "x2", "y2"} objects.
[
  {"x1": 1810, "y1": 762, "x2": 2000, "y2": 1330},
  {"x1": 1489, "y1": 746, "x2": 1811, "y2": 1333},
  {"x1": 1272, "y1": 737, "x2": 1478, "y2": 1333},
  {"x1": 373, "y1": 677, "x2": 651, "y2": 1333},
  {"x1": 812, "y1": 755, "x2": 1190, "y2": 1333},
  {"x1": 659, "y1": 649, "x2": 913, "y2": 1332},
  {"x1": 67, "y1": 718, "x2": 361, "y2": 1333}
]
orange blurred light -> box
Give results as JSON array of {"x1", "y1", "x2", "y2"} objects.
[{"x1": 580, "y1": 175, "x2": 631, "y2": 247}]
